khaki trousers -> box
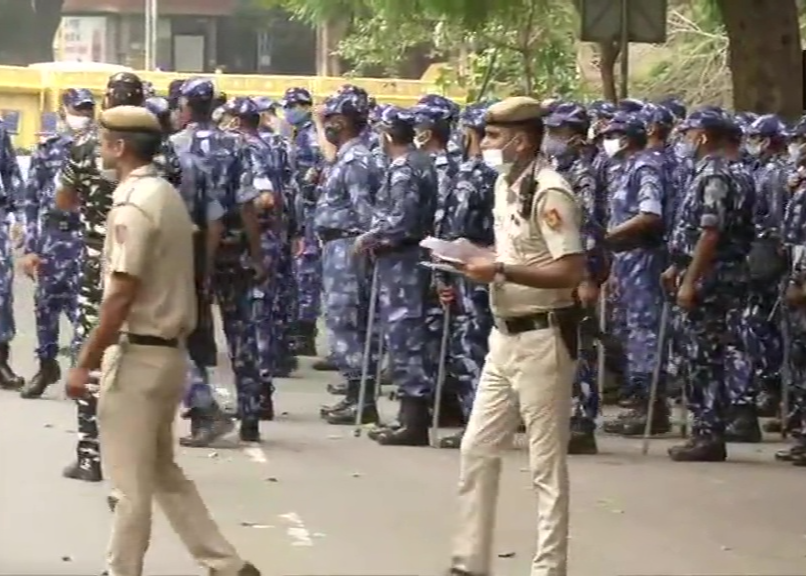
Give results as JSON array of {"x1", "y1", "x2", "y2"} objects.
[
  {"x1": 452, "y1": 326, "x2": 575, "y2": 576},
  {"x1": 98, "y1": 343, "x2": 244, "y2": 576}
]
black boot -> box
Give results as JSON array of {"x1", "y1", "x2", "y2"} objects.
[
  {"x1": 179, "y1": 406, "x2": 235, "y2": 447},
  {"x1": 326, "y1": 381, "x2": 348, "y2": 395},
  {"x1": 724, "y1": 404, "x2": 762, "y2": 443},
  {"x1": 20, "y1": 358, "x2": 61, "y2": 398},
  {"x1": 312, "y1": 358, "x2": 338, "y2": 371},
  {"x1": 239, "y1": 418, "x2": 261, "y2": 442},
  {"x1": 320, "y1": 396, "x2": 353, "y2": 418},
  {"x1": 63, "y1": 458, "x2": 102, "y2": 482},
  {"x1": 375, "y1": 397, "x2": 430, "y2": 446},
  {"x1": 325, "y1": 379, "x2": 379, "y2": 425},
  {"x1": 294, "y1": 320, "x2": 318, "y2": 356},
  {"x1": 668, "y1": 434, "x2": 727, "y2": 462},
  {"x1": 258, "y1": 395, "x2": 274, "y2": 421},
  {"x1": 568, "y1": 416, "x2": 598, "y2": 455},
  {"x1": 776, "y1": 437, "x2": 806, "y2": 462},
  {"x1": 438, "y1": 429, "x2": 464, "y2": 449},
  {"x1": 756, "y1": 389, "x2": 780, "y2": 418},
  {"x1": 0, "y1": 343, "x2": 23, "y2": 390},
  {"x1": 614, "y1": 399, "x2": 671, "y2": 437}
]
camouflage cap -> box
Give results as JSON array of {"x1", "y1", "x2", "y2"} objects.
[
  {"x1": 99, "y1": 105, "x2": 161, "y2": 134},
  {"x1": 484, "y1": 96, "x2": 543, "y2": 125}
]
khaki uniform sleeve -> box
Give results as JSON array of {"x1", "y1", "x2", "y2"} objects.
[
  {"x1": 109, "y1": 204, "x2": 155, "y2": 278},
  {"x1": 534, "y1": 186, "x2": 583, "y2": 260}
]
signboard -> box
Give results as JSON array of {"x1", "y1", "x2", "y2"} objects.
[
  {"x1": 58, "y1": 16, "x2": 108, "y2": 62},
  {"x1": 579, "y1": 0, "x2": 667, "y2": 44},
  {"x1": 1, "y1": 110, "x2": 20, "y2": 134}
]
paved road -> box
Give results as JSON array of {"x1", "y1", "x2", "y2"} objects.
[{"x1": 2, "y1": 276, "x2": 806, "y2": 576}]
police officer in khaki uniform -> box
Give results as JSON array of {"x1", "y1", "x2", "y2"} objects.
[
  {"x1": 64, "y1": 106, "x2": 258, "y2": 576},
  {"x1": 448, "y1": 97, "x2": 584, "y2": 576}
]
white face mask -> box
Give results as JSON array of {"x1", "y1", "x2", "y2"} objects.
[
  {"x1": 788, "y1": 142, "x2": 801, "y2": 160},
  {"x1": 602, "y1": 137, "x2": 623, "y2": 158},
  {"x1": 65, "y1": 114, "x2": 91, "y2": 132},
  {"x1": 482, "y1": 148, "x2": 511, "y2": 173}
]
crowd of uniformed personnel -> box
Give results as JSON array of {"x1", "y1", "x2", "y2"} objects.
[{"x1": 0, "y1": 70, "x2": 805, "y2": 483}]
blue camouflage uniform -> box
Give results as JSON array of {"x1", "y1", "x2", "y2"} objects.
[
  {"x1": 667, "y1": 108, "x2": 754, "y2": 462},
  {"x1": 176, "y1": 79, "x2": 263, "y2": 435},
  {"x1": 0, "y1": 120, "x2": 23, "y2": 372},
  {"x1": 24, "y1": 131, "x2": 81, "y2": 366},
  {"x1": 282, "y1": 87, "x2": 323, "y2": 349},
  {"x1": 358, "y1": 106, "x2": 438, "y2": 445},
  {"x1": 544, "y1": 103, "x2": 607, "y2": 442},
  {"x1": 601, "y1": 114, "x2": 668, "y2": 412},
  {"x1": 437, "y1": 103, "x2": 497, "y2": 439},
  {"x1": 315, "y1": 89, "x2": 382, "y2": 419},
  {"x1": 744, "y1": 114, "x2": 789, "y2": 411}
]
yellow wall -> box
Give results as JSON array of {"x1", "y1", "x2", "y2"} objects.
[{"x1": 0, "y1": 66, "x2": 466, "y2": 150}]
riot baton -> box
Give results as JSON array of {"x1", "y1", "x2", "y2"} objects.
[
  {"x1": 642, "y1": 299, "x2": 671, "y2": 455},
  {"x1": 354, "y1": 263, "x2": 380, "y2": 437},
  {"x1": 596, "y1": 285, "x2": 607, "y2": 413},
  {"x1": 430, "y1": 306, "x2": 452, "y2": 448}
]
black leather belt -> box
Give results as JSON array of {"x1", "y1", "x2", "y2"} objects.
[
  {"x1": 495, "y1": 307, "x2": 577, "y2": 336},
  {"x1": 120, "y1": 332, "x2": 179, "y2": 348},
  {"x1": 373, "y1": 238, "x2": 422, "y2": 255},
  {"x1": 318, "y1": 229, "x2": 360, "y2": 243}
]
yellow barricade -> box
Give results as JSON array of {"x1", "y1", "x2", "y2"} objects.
[{"x1": 0, "y1": 65, "x2": 465, "y2": 150}]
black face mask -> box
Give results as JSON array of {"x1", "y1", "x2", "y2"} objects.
[{"x1": 324, "y1": 123, "x2": 344, "y2": 145}]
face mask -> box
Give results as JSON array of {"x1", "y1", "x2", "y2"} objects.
[
  {"x1": 65, "y1": 114, "x2": 91, "y2": 132},
  {"x1": 542, "y1": 136, "x2": 569, "y2": 158},
  {"x1": 284, "y1": 108, "x2": 309, "y2": 125},
  {"x1": 587, "y1": 125, "x2": 596, "y2": 141},
  {"x1": 324, "y1": 125, "x2": 341, "y2": 145},
  {"x1": 602, "y1": 137, "x2": 623, "y2": 158},
  {"x1": 745, "y1": 141, "x2": 762, "y2": 157},
  {"x1": 789, "y1": 142, "x2": 801, "y2": 162},
  {"x1": 482, "y1": 149, "x2": 512, "y2": 174}
]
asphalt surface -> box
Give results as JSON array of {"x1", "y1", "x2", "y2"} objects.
[{"x1": 2, "y1": 274, "x2": 806, "y2": 576}]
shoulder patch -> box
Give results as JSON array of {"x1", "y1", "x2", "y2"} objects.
[{"x1": 542, "y1": 207, "x2": 562, "y2": 230}]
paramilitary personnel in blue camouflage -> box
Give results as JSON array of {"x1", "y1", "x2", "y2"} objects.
[{"x1": 19, "y1": 88, "x2": 94, "y2": 399}]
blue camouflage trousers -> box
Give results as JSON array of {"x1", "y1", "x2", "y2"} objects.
[
  {"x1": 611, "y1": 251, "x2": 665, "y2": 398},
  {"x1": 785, "y1": 309, "x2": 806, "y2": 434},
  {"x1": 294, "y1": 222, "x2": 322, "y2": 323},
  {"x1": 34, "y1": 232, "x2": 81, "y2": 360},
  {"x1": 680, "y1": 278, "x2": 751, "y2": 436},
  {"x1": 213, "y1": 264, "x2": 261, "y2": 422},
  {"x1": 0, "y1": 227, "x2": 15, "y2": 344},
  {"x1": 375, "y1": 249, "x2": 433, "y2": 399},
  {"x1": 321, "y1": 238, "x2": 378, "y2": 383},
  {"x1": 573, "y1": 329, "x2": 599, "y2": 425},
  {"x1": 184, "y1": 359, "x2": 214, "y2": 410},
  {"x1": 273, "y1": 242, "x2": 296, "y2": 362},
  {"x1": 741, "y1": 283, "x2": 780, "y2": 404},
  {"x1": 255, "y1": 232, "x2": 282, "y2": 392}
]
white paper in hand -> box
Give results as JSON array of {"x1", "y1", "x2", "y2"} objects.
[{"x1": 419, "y1": 236, "x2": 496, "y2": 264}]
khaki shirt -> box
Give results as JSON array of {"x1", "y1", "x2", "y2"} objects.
[
  {"x1": 490, "y1": 157, "x2": 583, "y2": 317},
  {"x1": 102, "y1": 164, "x2": 197, "y2": 340}
]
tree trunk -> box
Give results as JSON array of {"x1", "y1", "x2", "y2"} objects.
[
  {"x1": 596, "y1": 41, "x2": 620, "y2": 102},
  {"x1": 0, "y1": 0, "x2": 63, "y2": 64},
  {"x1": 716, "y1": 0, "x2": 802, "y2": 119}
]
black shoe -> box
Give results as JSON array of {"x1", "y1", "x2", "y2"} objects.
[
  {"x1": 63, "y1": 459, "x2": 102, "y2": 482},
  {"x1": 0, "y1": 343, "x2": 23, "y2": 390},
  {"x1": 618, "y1": 401, "x2": 671, "y2": 437},
  {"x1": 326, "y1": 382, "x2": 348, "y2": 395},
  {"x1": 273, "y1": 355, "x2": 298, "y2": 378},
  {"x1": 368, "y1": 422, "x2": 400, "y2": 440},
  {"x1": 375, "y1": 397, "x2": 429, "y2": 446},
  {"x1": 438, "y1": 429, "x2": 464, "y2": 449},
  {"x1": 668, "y1": 435, "x2": 727, "y2": 462},
  {"x1": 325, "y1": 402, "x2": 379, "y2": 425},
  {"x1": 775, "y1": 440, "x2": 806, "y2": 462},
  {"x1": 312, "y1": 358, "x2": 338, "y2": 371},
  {"x1": 568, "y1": 417, "x2": 598, "y2": 455},
  {"x1": 320, "y1": 397, "x2": 353, "y2": 418},
  {"x1": 258, "y1": 396, "x2": 274, "y2": 421},
  {"x1": 724, "y1": 404, "x2": 762, "y2": 443},
  {"x1": 20, "y1": 358, "x2": 61, "y2": 398},
  {"x1": 239, "y1": 419, "x2": 261, "y2": 442},
  {"x1": 179, "y1": 407, "x2": 235, "y2": 447}
]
